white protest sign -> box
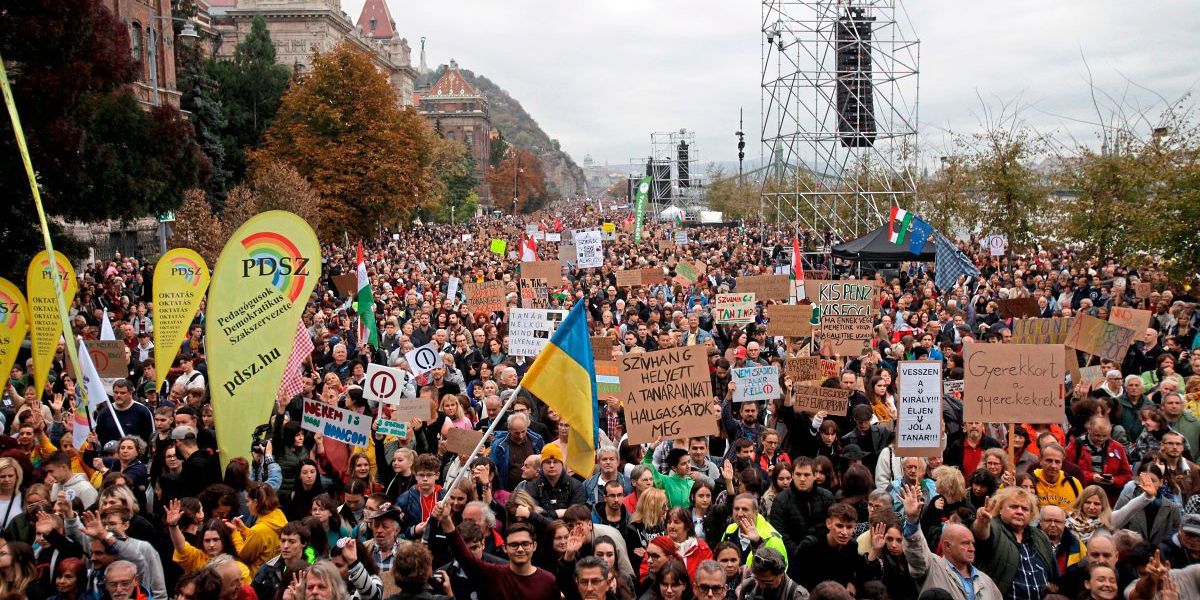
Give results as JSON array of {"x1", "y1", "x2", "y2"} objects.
[
  {"x1": 575, "y1": 229, "x2": 604, "y2": 268},
  {"x1": 732, "y1": 366, "x2": 780, "y2": 403},
  {"x1": 546, "y1": 232, "x2": 561, "y2": 242},
  {"x1": 508, "y1": 308, "x2": 568, "y2": 357},
  {"x1": 674, "y1": 231, "x2": 688, "y2": 246},
  {"x1": 461, "y1": 233, "x2": 473, "y2": 242},
  {"x1": 447, "y1": 276, "x2": 460, "y2": 301},
  {"x1": 981, "y1": 234, "x2": 1007, "y2": 257},
  {"x1": 363, "y1": 363, "x2": 413, "y2": 405},
  {"x1": 301, "y1": 399, "x2": 372, "y2": 447},
  {"x1": 405, "y1": 342, "x2": 444, "y2": 377},
  {"x1": 896, "y1": 361, "x2": 943, "y2": 456}
]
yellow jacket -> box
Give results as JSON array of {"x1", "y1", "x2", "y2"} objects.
[
  {"x1": 174, "y1": 542, "x2": 252, "y2": 583},
  {"x1": 1034, "y1": 468, "x2": 1081, "y2": 509},
  {"x1": 235, "y1": 508, "x2": 287, "y2": 572}
]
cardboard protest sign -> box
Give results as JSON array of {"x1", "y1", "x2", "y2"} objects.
[
  {"x1": 615, "y1": 270, "x2": 642, "y2": 288},
  {"x1": 1109, "y1": 306, "x2": 1152, "y2": 334},
  {"x1": 558, "y1": 243, "x2": 577, "y2": 263},
  {"x1": 658, "y1": 239, "x2": 675, "y2": 252},
  {"x1": 445, "y1": 427, "x2": 484, "y2": 456},
  {"x1": 302, "y1": 400, "x2": 371, "y2": 447},
  {"x1": 1064, "y1": 315, "x2": 1137, "y2": 363},
  {"x1": 793, "y1": 385, "x2": 850, "y2": 414},
  {"x1": 714, "y1": 293, "x2": 756, "y2": 324},
  {"x1": 785, "y1": 357, "x2": 822, "y2": 383},
  {"x1": 964, "y1": 344, "x2": 1064, "y2": 423},
  {"x1": 820, "y1": 359, "x2": 841, "y2": 380},
  {"x1": 641, "y1": 268, "x2": 663, "y2": 286},
  {"x1": 769, "y1": 305, "x2": 814, "y2": 337},
  {"x1": 331, "y1": 274, "x2": 358, "y2": 298},
  {"x1": 508, "y1": 308, "x2": 567, "y2": 357},
  {"x1": 1134, "y1": 282, "x2": 1152, "y2": 298},
  {"x1": 732, "y1": 366, "x2": 780, "y2": 403},
  {"x1": 575, "y1": 230, "x2": 604, "y2": 268},
  {"x1": 522, "y1": 260, "x2": 562, "y2": 282},
  {"x1": 591, "y1": 336, "x2": 614, "y2": 361},
  {"x1": 819, "y1": 314, "x2": 874, "y2": 355},
  {"x1": 595, "y1": 360, "x2": 621, "y2": 402},
  {"x1": 85, "y1": 340, "x2": 128, "y2": 378},
  {"x1": 997, "y1": 297, "x2": 1042, "y2": 319},
  {"x1": 619, "y1": 346, "x2": 717, "y2": 444},
  {"x1": 519, "y1": 277, "x2": 550, "y2": 308},
  {"x1": 674, "y1": 262, "x2": 704, "y2": 285},
  {"x1": 896, "y1": 361, "x2": 943, "y2": 456},
  {"x1": 375, "y1": 418, "x2": 408, "y2": 438},
  {"x1": 737, "y1": 275, "x2": 790, "y2": 301},
  {"x1": 465, "y1": 280, "x2": 506, "y2": 314},
  {"x1": 389, "y1": 390, "x2": 430, "y2": 425},
  {"x1": 1078, "y1": 365, "x2": 1105, "y2": 390},
  {"x1": 1011, "y1": 318, "x2": 1074, "y2": 345},
  {"x1": 803, "y1": 280, "x2": 878, "y2": 316},
  {"x1": 674, "y1": 231, "x2": 688, "y2": 246}
]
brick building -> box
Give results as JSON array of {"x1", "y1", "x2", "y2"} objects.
[
  {"x1": 416, "y1": 61, "x2": 492, "y2": 204},
  {"x1": 106, "y1": 0, "x2": 181, "y2": 108}
]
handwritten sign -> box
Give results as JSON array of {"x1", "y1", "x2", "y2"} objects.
[
  {"x1": 545, "y1": 232, "x2": 561, "y2": 243},
  {"x1": 465, "y1": 280, "x2": 506, "y2": 314},
  {"x1": 615, "y1": 270, "x2": 642, "y2": 288},
  {"x1": 997, "y1": 297, "x2": 1042, "y2": 319},
  {"x1": 1109, "y1": 306, "x2": 1152, "y2": 334},
  {"x1": 785, "y1": 357, "x2": 822, "y2": 383},
  {"x1": 375, "y1": 418, "x2": 408, "y2": 438},
  {"x1": 737, "y1": 275, "x2": 791, "y2": 301},
  {"x1": 489, "y1": 239, "x2": 507, "y2": 255},
  {"x1": 575, "y1": 230, "x2": 604, "y2": 268},
  {"x1": 803, "y1": 281, "x2": 878, "y2": 316},
  {"x1": 522, "y1": 260, "x2": 562, "y2": 282},
  {"x1": 769, "y1": 304, "x2": 814, "y2": 337},
  {"x1": 1077, "y1": 365, "x2": 1106, "y2": 390},
  {"x1": 964, "y1": 344, "x2": 1064, "y2": 423},
  {"x1": 819, "y1": 314, "x2": 874, "y2": 355},
  {"x1": 1134, "y1": 282, "x2": 1152, "y2": 298},
  {"x1": 943, "y1": 379, "x2": 964, "y2": 395},
  {"x1": 714, "y1": 293, "x2": 756, "y2": 324},
  {"x1": 508, "y1": 308, "x2": 567, "y2": 357},
  {"x1": 641, "y1": 268, "x2": 663, "y2": 286},
  {"x1": 519, "y1": 277, "x2": 550, "y2": 308},
  {"x1": 793, "y1": 385, "x2": 850, "y2": 414},
  {"x1": 674, "y1": 231, "x2": 688, "y2": 246},
  {"x1": 896, "y1": 361, "x2": 943, "y2": 456},
  {"x1": 86, "y1": 340, "x2": 129, "y2": 378},
  {"x1": 674, "y1": 261, "x2": 704, "y2": 285},
  {"x1": 619, "y1": 346, "x2": 716, "y2": 444},
  {"x1": 732, "y1": 366, "x2": 780, "y2": 403},
  {"x1": 590, "y1": 336, "x2": 614, "y2": 361},
  {"x1": 445, "y1": 427, "x2": 484, "y2": 456},
  {"x1": 302, "y1": 400, "x2": 371, "y2": 447},
  {"x1": 595, "y1": 361, "x2": 621, "y2": 405},
  {"x1": 558, "y1": 243, "x2": 577, "y2": 263},
  {"x1": 1011, "y1": 318, "x2": 1074, "y2": 345},
  {"x1": 1064, "y1": 315, "x2": 1137, "y2": 363},
  {"x1": 331, "y1": 274, "x2": 358, "y2": 298}
]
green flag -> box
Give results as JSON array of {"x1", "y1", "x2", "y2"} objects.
[{"x1": 634, "y1": 175, "x2": 651, "y2": 242}]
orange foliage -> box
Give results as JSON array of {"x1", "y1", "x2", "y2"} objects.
[{"x1": 485, "y1": 147, "x2": 546, "y2": 214}]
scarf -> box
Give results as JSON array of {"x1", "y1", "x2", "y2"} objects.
[{"x1": 1066, "y1": 514, "x2": 1105, "y2": 543}]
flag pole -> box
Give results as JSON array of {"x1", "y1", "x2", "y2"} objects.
[{"x1": 441, "y1": 382, "x2": 527, "y2": 497}]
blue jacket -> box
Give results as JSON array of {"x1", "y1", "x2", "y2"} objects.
[
  {"x1": 396, "y1": 486, "x2": 446, "y2": 539},
  {"x1": 490, "y1": 429, "x2": 546, "y2": 490},
  {"x1": 581, "y1": 471, "x2": 632, "y2": 506}
]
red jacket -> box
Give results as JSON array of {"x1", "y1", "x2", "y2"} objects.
[{"x1": 1064, "y1": 436, "x2": 1132, "y2": 501}]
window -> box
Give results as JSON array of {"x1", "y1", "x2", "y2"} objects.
[{"x1": 130, "y1": 22, "x2": 143, "y2": 62}]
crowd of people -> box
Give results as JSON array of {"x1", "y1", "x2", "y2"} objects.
[{"x1": 3, "y1": 205, "x2": 1199, "y2": 600}]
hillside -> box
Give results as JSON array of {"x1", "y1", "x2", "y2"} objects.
[{"x1": 419, "y1": 65, "x2": 588, "y2": 200}]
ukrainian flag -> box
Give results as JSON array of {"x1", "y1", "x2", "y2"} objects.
[{"x1": 523, "y1": 302, "x2": 599, "y2": 478}]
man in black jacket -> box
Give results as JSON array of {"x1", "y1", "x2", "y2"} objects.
[
  {"x1": 528, "y1": 445, "x2": 584, "y2": 519},
  {"x1": 768, "y1": 457, "x2": 835, "y2": 561}
]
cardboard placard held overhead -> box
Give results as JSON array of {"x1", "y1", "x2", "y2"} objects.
[
  {"x1": 963, "y1": 344, "x2": 1064, "y2": 423},
  {"x1": 615, "y1": 270, "x2": 642, "y2": 288},
  {"x1": 590, "y1": 336, "x2": 614, "y2": 361},
  {"x1": 674, "y1": 261, "x2": 704, "y2": 285},
  {"x1": 896, "y1": 361, "x2": 944, "y2": 457},
  {"x1": 444, "y1": 427, "x2": 485, "y2": 456},
  {"x1": 465, "y1": 280, "x2": 507, "y2": 314},
  {"x1": 619, "y1": 346, "x2": 717, "y2": 444},
  {"x1": 792, "y1": 385, "x2": 850, "y2": 415},
  {"x1": 803, "y1": 280, "x2": 878, "y2": 316},
  {"x1": 785, "y1": 356, "x2": 822, "y2": 383},
  {"x1": 522, "y1": 260, "x2": 562, "y2": 282},
  {"x1": 1078, "y1": 365, "x2": 1106, "y2": 390},
  {"x1": 331, "y1": 274, "x2": 359, "y2": 298},
  {"x1": 85, "y1": 340, "x2": 129, "y2": 378},
  {"x1": 1064, "y1": 315, "x2": 1137, "y2": 364},
  {"x1": 714, "y1": 293, "x2": 756, "y2": 324},
  {"x1": 595, "y1": 360, "x2": 621, "y2": 403},
  {"x1": 732, "y1": 366, "x2": 780, "y2": 403},
  {"x1": 736, "y1": 274, "x2": 791, "y2": 301},
  {"x1": 996, "y1": 297, "x2": 1042, "y2": 319},
  {"x1": 641, "y1": 268, "x2": 663, "y2": 286},
  {"x1": 819, "y1": 314, "x2": 874, "y2": 355},
  {"x1": 558, "y1": 243, "x2": 577, "y2": 263},
  {"x1": 1134, "y1": 282, "x2": 1152, "y2": 298},
  {"x1": 508, "y1": 309, "x2": 567, "y2": 357},
  {"x1": 1011, "y1": 318, "x2": 1074, "y2": 344},
  {"x1": 769, "y1": 305, "x2": 814, "y2": 337},
  {"x1": 1109, "y1": 306, "x2": 1152, "y2": 335}
]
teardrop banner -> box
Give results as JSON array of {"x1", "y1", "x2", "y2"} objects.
[
  {"x1": 0, "y1": 277, "x2": 29, "y2": 384},
  {"x1": 153, "y1": 248, "x2": 211, "y2": 393},
  {"x1": 26, "y1": 251, "x2": 77, "y2": 402},
  {"x1": 207, "y1": 211, "x2": 320, "y2": 468}
]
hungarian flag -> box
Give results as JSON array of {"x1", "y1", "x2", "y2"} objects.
[
  {"x1": 553, "y1": 217, "x2": 564, "y2": 232},
  {"x1": 791, "y1": 236, "x2": 806, "y2": 302},
  {"x1": 888, "y1": 206, "x2": 914, "y2": 244},
  {"x1": 520, "y1": 233, "x2": 538, "y2": 262},
  {"x1": 356, "y1": 242, "x2": 378, "y2": 348}
]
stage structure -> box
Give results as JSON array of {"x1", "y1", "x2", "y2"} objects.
[
  {"x1": 628, "y1": 129, "x2": 703, "y2": 218},
  {"x1": 760, "y1": 0, "x2": 919, "y2": 237}
]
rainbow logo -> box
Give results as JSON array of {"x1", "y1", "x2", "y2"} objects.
[
  {"x1": 38, "y1": 257, "x2": 72, "y2": 294},
  {"x1": 0, "y1": 289, "x2": 20, "y2": 329},
  {"x1": 168, "y1": 255, "x2": 203, "y2": 287},
  {"x1": 240, "y1": 231, "x2": 310, "y2": 303}
]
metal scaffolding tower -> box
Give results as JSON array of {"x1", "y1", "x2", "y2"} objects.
[
  {"x1": 629, "y1": 129, "x2": 703, "y2": 216},
  {"x1": 760, "y1": 0, "x2": 919, "y2": 237}
]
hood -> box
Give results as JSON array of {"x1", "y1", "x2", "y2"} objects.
[{"x1": 257, "y1": 508, "x2": 288, "y2": 532}]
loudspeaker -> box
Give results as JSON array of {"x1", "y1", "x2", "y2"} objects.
[
  {"x1": 677, "y1": 142, "x2": 690, "y2": 188},
  {"x1": 836, "y1": 7, "x2": 876, "y2": 147}
]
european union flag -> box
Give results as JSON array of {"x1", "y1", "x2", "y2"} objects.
[{"x1": 908, "y1": 217, "x2": 934, "y2": 255}]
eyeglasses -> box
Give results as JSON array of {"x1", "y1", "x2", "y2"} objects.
[
  {"x1": 697, "y1": 584, "x2": 725, "y2": 595},
  {"x1": 508, "y1": 541, "x2": 534, "y2": 550},
  {"x1": 577, "y1": 577, "x2": 607, "y2": 588}
]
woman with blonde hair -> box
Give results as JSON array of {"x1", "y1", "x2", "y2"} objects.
[
  {"x1": 919, "y1": 465, "x2": 969, "y2": 542},
  {"x1": 630, "y1": 488, "x2": 669, "y2": 562},
  {"x1": 0, "y1": 457, "x2": 24, "y2": 529},
  {"x1": 1067, "y1": 485, "x2": 1114, "y2": 544}
]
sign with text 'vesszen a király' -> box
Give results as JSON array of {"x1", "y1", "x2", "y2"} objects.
[{"x1": 896, "y1": 361, "x2": 943, "y2": 456}]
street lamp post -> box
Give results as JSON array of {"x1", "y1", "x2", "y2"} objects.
[
  {"x1": 145, "y1": 16, "x2": 200, "y2": 106},
  {"x1": 450, "y1": 204, "x2": 456, "y2": 226},
  {"x1": 512, "y1": 152, "x2": 520, "y2": 215}
]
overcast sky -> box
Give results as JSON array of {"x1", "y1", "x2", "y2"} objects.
[{"x1": 341, "y1": 1, "x2": 1199, "y2": 167}]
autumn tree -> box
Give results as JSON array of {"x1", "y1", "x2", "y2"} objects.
[
  {"x1": 426, "y1": 137, "x2": 480, "y2": 222},
  {"x1": 171, "y1": 189, "x2": 222, "y2": 265},
  {"x1": 247, "y1": 159, "x2": 321, "y2": 224},
  {"x1": 486, "y1": 146, "x2": 546, "y2": 213},
  {"x1": 0, "y1": 0, "x2": 206, "y2": 279},
  {"x1": 254, "y1": 41, "x2": 442, "y2": 239}
]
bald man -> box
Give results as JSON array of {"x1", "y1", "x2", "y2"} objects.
[
  {"x1": 899, "y1": 484, "x2": 1001, "y2": 599},
  {"x1": 1056, "y1": 535, "x2": 1118, "y2": 598}
]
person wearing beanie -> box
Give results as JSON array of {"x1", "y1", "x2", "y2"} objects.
[
  {"x1": 641, "y1": 441, "x2": 702, "y2": 508},
  {"x1": 527, "y1": 443, "x2": 584, "y2": 519}
]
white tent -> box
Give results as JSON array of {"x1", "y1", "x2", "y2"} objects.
[{"x1": 656, "y1": 206, "x2": 685, "y2": 222}]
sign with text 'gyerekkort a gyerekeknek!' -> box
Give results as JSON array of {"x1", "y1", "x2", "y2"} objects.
[
  {"x1": 619, "y1": 346, "x2": 716, "y2": 444},
  {"x1": 963, "y1": 343, "x2": 1064, "y2": 424},
  {"x1": 302, "y1": 399, "x2": 371, "y2": 448},
  {"x1": 896, "y1": 361, "x2": 943, "y2": 457}
]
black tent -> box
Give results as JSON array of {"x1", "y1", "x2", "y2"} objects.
[{"x1": 831, "y1": 225, "x2": 936, "y2": 262}]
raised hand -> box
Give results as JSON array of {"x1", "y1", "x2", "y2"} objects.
[
  {"x1": 164, "y1": 498, "x2": 183, "y2": 528},
  {"x1": 901, "y1": 484, "x2": 922, "y2": 522},
  {"x1": 738, "y1": 516, "x2": 761, "y2": 544},
  {"x1": 80, "y1": 511, "x2": 106, "y2": 540},
  {"x1": 1139, "y1": 472, "x2": 1160, "y2": 498},
  {"x1": 340, "y1": 537, "x2": 357, "y2": 563},
  {"x1": 35, "y1": 511, "x2": 54, "y2": 536},
  {"x1": 870, "y1": 522, "x2": 887, "y2": 552}
]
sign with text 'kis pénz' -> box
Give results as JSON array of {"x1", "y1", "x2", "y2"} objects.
[
  {"x1": 803, "y1": 280, "x2": 878, "y2": 317},
  {"x1": 732, "y1": 366, "x2": 780, "y2": 403},
  {"x1": 964, "y1": 344, "x2": 1064, "y2": 424},
  {"x1": 302, "y1": 400, "x2": 371, "y2": 448},
  {"x1": 0, "y1": 278, "x2": 29, "y2": 386},
  {"x1": 27, "y1": 250, "x2": 77, "y2": 403},
  {"x1": 896, "y1": 361, "x2": 943, "y2": 457},
  {"x1": 619, "y1": 346, "x2": 716, "y2": 444},
  {"x1": 153, "y1": 248, "x2": 210, "y2": 393},
  {"x1": 208, "y1": 211, "x2": 320, "y2": 468}
]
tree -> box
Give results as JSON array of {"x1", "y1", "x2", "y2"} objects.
[
  {"x1": 247, "y1": 159, "x2": 320, "y2": 224},
  {"x1": 485, "y1": 146, "x2": 546, "y2": 214},
  {"x1": 0, "y1": 0, "x2": 206, "y2": 279},
  {"x1": 489, "y1": 131, "x2": 506, "y2": 168},
  {"x1": 171, "y1": 189, "x2": 222, "y2": 265},
  {"x1": 179, "y1": 39, "x2": 230, "y2": 204},
  {"x1": 207, "y1": 15, "x2": 290, "y2": 183},
  {"x1": 254, "y1": 41, "x2": 441, "y2": 239},
  {"x1": 426, "y1": 138, "x2": 480, "y2": 222}
]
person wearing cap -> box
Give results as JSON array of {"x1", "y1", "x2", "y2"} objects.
[
  {"x1": 527, "y1": 444, "x2": 584, "y2": 519},
  {"x1": 173, "y1": 424, "x2": 220, "y2": 498},
  {"x1": 735, "y1": 547, "x2": 808, "y2": 600},
  {"x1": 1160, "y1": 513, "x2": 1200, "y2": 569},
  {"x1": 841, "y1": 404, "x2": 892, "y2": 472}
]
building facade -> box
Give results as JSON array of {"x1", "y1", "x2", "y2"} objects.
[
  {"x1": 416, "y1": 61, "x2": 491, "y2": 203},
  {"x1": 207, "y1": 0, "x2": 416, "y2": 107},
  {"x1": 106, "y1": 0, "x2": 181, "y2": 108}
]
